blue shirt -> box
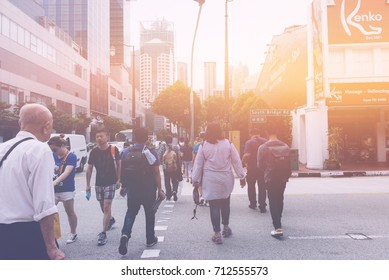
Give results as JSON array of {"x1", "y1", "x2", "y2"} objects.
[{"x1": 53, "y1": 152, "x2": 77, "y2": 193}]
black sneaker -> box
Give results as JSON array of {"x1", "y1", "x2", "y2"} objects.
[
  {"x1": 173, "y1": 191, "x2": 178, "y2": 201},
  {"x1": 118, "y1": 234, "x2": 129, "y2": 255},
  {"x1": 147, "y1": 236, "x2": 158, "y2": 247},
  {"x1": 97, "y1": 232, "x2": 107, "y2": 246},
  {"x1": 108, "y1": 217, "x2": 116, "y2": 230}
]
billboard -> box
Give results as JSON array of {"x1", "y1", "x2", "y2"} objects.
[
  {"x1": 326, "y1": 82, "x2": 389, "y2": 106},
  {"x1": 328, "y1": 0, "x2": 389, "y2": 44}
]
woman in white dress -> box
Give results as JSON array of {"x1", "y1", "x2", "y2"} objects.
[{"x1": 192, "y1": 122, "x2": 246, "y2": 244}]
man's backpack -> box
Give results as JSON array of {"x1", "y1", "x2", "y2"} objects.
[
  {"x1": 268, "y1": 145, "x2": 291, "y2": 182},
  {"x1": 163, "y1": 149, "x2": 177, "y2": 172},
  {"x1": 121, "y1": 147, "x2": 148, "y2": 187}
]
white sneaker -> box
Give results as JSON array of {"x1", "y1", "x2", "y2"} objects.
[{"x1": 66, "y1": 233, "x2": 78, "y2": 244}]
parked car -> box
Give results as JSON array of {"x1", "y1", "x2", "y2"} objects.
[{"x1": 51, "y1": 134, "x2": 88, "y2": 172}]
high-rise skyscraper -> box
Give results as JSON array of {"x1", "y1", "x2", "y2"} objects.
[
  {"x1": 139, "y1": 19, "x2": 175, "y2": 132},
  {"x1": 139, "y1": 19, "x2": 174, "y2": 107},
  {"x1": 176, "y1": 62, "x2": 188, "y2": 86},
  {"x1": 43, "y1": 0, "x2": 110, "y2": 116},
  {"x1": 203, "y1": 62, "x2": 217, "y2": 102}
]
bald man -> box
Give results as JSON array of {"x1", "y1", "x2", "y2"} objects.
[{"x1": 0, "y1": 103, "x2": 65, "y2": 260}]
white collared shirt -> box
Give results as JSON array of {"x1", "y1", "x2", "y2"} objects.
[{"x1": 0, "y1": 131, "x2": 57, "y2": 224}]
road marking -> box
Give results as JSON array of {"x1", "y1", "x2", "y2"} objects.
[
  {"x1": 157, "y1": 236, "x2": 164, "y2": 242},
  {"x1": 155, "y1": 225, "x2": 168, "y2": 231},
  {"x1": 289, "y1": 235, "x2": 351, "y2": 240},
  {"x1": 288, "y1": 234, "x2": 389, "y2": 240},
  {"x1": 164, "y1": 204, "x2": 174, "y2": 208},
  {"x1": 141, "y1": 249, "x2": 160, "y2": 258},
  {"x1": 162, "y1": 210, "x2": 173, "y2": 214},
  {"x1": 157, "y1": 220, "x2": 168, "y2": 223}
]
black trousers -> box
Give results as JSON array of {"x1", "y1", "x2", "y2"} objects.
[
  {"x1": 246, "y1": 170, "x2": 267, "y2": 209},
  {"x1": 163, "y1": 170, "x2": 178, "y2": 199},
  {"x1": 267, "y1": 181, "x2": 287, "y2": 229},
  {"x1": 0, "y1": 221, "x2": 49, "y2": 260}
]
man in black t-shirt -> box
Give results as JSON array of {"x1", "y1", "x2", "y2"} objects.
[
  {"x1": 242, "y1": 128, "x2": 268, "y2": 212},
  {"x1": 86, "y1": 127, "x2": 121, "y2": 246}
]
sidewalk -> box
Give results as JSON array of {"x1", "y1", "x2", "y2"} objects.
[{"x1": 293, "y1": 161, "x2": 389, "y2": 178}]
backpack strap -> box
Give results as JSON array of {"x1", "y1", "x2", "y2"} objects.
[
  {"x1": 111, "y1": 145, "x2": 116, "y2": 160},
  {"x1": 0, "y1": 137, "x2": 34, "y2": 168},
  {"x1": 57, "y1": 151, "x2": 71, "y2": 175}
]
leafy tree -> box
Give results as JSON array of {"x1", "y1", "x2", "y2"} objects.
[
  {"x1": 74, "y1": 112, "x2": 92, "y2": 135},
  {"x1": 231, "y1": 92, "x2": 269, "y2": 141},
  {"x1": 101, "y1": 115, "x2": 131, "y2": 139},
  {"x1": 202, "y1": 96, "x2": 234, "y2": 127},
  {"x1": 152, "y1": 81, "x2": 201, "y2": 133},
  {"x1": 47, "y1": 104, "x2": 75, "y2": 133},
  {"x1": 0, "y1": 102, "x2": 18, "y2": 122}
]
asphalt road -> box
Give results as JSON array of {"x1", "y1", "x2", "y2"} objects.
[{"x1": 56, "y1": 172, "x2": 389, "y2": 260}]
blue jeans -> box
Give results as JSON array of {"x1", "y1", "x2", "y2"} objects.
[
  {"x1": 121, "y1": 189, "x2": 156, "y2": 244},
  {"x1": 208, "y1": 196, "x2": 231, "y2": 233}
]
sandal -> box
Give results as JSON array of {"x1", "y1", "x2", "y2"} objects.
[
  {"x1": 222, "y1": 227, "x2": 232, "y2": 238},
  {"x1": 212, "y1": 234, "x2": 223, "y2": 244}
]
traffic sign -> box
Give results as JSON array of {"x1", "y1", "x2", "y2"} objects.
[
  {"x1": 250, "y1": 116, "x2": 267, "y2": 123},
  {"x1": 250, "y1": 109, "x2": 290, "y2": 116}
]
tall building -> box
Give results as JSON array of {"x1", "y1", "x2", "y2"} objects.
[
  {"x1": 176, "y1": 62, "x2": 188, "y2": 86},
  {"x1": 43, "y1": 0, "x2": 110, "y2": 117},
  {"x1": 203, "y1": 62, "x2": 217, "y2": 102},
  {"x1": 232, "y1": 63, "x2": 249, "y2": 97},
  {"x1": 0, "y1": 0, "x2": 89, "y2": 140},
  {"x1": 139, "y1": 19, "x2": 175, "y2": 132},
  {"x1": 110, "y1": 0, "x2": 124, "y2": 66}
]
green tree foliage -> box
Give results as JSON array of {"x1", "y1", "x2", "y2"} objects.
[
  {"x1": 47, "y1": 104, "x2": 75, "y2": 133},
  {"x1": 74, "y1": 112, "x2": 92, "y2": 135},
  {"x1": 152, "y1": 81, "x2": 201, "y2": 133},
  {"x1": 202, "y1": 96, "x2": 234, "y2": 126},
  {"x1": 231, "y1": 91, "x2": 269, "y2": 141},
  {"x1": 0, "y1": 102, "x2": 18, "y2": 122},
  {"x1": 101, "y1": 115, "x2": 131, "y2": 139}
]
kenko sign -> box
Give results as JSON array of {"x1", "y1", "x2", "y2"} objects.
[
  {"x1": 326, "y1": 82, "x2": 389, "y2": 106},
  {"x1": 328, "y1": 0, "x2": 389, "y2": 44}
]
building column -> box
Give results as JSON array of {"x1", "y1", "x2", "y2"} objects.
[{"x1": 305, "y1": 103, "x2": 328, "y2": 169}]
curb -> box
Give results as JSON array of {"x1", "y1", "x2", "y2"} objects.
[{"x1": 292, "y1": 170, "x2": 389, "y2": 178}]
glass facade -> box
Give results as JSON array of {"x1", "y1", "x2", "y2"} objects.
[
  {"x1": 43, "y1": 0, "x2": 110, "y2": 115},
  {"x1": 0, "y1": 12, "x2": 87, "y2": 80}
]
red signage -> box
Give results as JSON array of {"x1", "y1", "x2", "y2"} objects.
[
  {"x1": 326, "y1": 82, "x2": 389, "y2": 106},
  {"x1": 328, "y1": 0, "x2": 389, "y2": 44}
]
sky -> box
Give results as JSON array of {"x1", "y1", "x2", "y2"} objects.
[{"x1": 124, "y1": 0, "x2": 313, "y2": 89}]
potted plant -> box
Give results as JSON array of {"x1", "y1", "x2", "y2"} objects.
[{"x1": 324, "y1": 126, "x2": 344, "y2": 170}]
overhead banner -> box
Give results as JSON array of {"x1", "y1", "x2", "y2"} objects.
[
  {"x1": 326, "y1": 82, "x2": 389, "y2": 106},
  {"x1": 327, "y1": 0, "x2": 389, "y2": 44},
  {"x1": 312, "y1": 0, "x2": 325, "y2": 99}
]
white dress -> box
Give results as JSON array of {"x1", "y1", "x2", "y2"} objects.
[{"x1": 192, "y1": 139, "x2": 246, "y2": 201}]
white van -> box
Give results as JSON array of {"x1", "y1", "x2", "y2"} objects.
[{"x1": 50, "y1": 134, "x2": 88, "y2": 172}]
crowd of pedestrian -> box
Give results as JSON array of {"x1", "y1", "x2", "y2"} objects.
[{"x1": 0, "y1": 103, "x2": 291, "y2": 259}]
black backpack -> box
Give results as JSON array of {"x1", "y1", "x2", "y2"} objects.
[
  {"x1": 121, "y1": 147, "x2": 149, "y2": 188},
  {"x1": 268, "y1": 145, "x2": 291, "y2": 182}
]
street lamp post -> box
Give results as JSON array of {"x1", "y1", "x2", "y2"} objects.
[
  {"x1": 190, "y1": 0, "x2": 205, "y2": 143},
  {"x1": 224, "y1": 0, "x2": 233, "y2": 100}
]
